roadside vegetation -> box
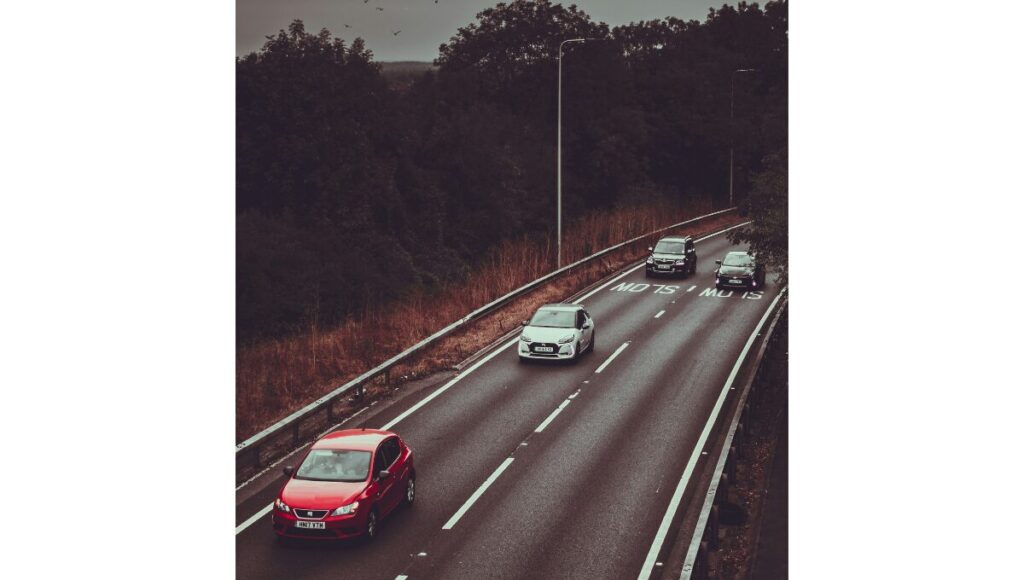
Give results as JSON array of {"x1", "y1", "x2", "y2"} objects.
[
  {"x1": 236, "y1": 1, "x2": 788, "y2": 440},
  {"x1": 237, "y1": 207, "x2": 743, "y2": 441}
]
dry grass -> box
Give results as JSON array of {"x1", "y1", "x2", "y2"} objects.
[{"x1": 237, "y1": 199, "x2": 742, "y2": 441}]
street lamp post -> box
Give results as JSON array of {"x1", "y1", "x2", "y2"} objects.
[
  {"x1": 557, "y1": 38, "x2": 586, "y2": 269},
  {"x1": 729, "y1": 68, "x2": 756, "y2": 208}
]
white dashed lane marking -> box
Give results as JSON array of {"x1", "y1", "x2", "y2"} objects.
[
  {"x1": 595, "y1": 342, "x2": 630, "y2": 374},
  {"x1": 442, "y1": 458, "x2": 516, "y2": 530}
]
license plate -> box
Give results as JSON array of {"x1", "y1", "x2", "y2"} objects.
[
  {"x1": 295, "y1": 521, "x2": 325, "y2": 529},
  {"x1": 657, "y1": 265, "x2": 670, "y2": 270},
  {"x1": 729, "y1": 279, "x2": 742, "y2": 284},
  {"x1": 534, "y1": 346, "x2": 554, "y2": 353}
]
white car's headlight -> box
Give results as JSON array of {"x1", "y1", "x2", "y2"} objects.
[
  {"x1": 520, "y1": 334, "x2": 532, "y2": 342},
  {"x1": 557, "y1": 334, "x2": 575, "y2": 344},
  {"x1": 331, "y1": 501, "x2": 359, "y2": 516},
  {"x1": 274, "y1": 498, "x2": 291, "y2": 513},
  {"x1": 646, "y1": 257, "x2": 654, "y2": 265},
  {"x1": 674, "y1": 260, "x2": 686, "y2": 265}
]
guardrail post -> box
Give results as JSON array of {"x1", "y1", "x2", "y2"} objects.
[
  {"x1": 726, "y1": 445, "x2": 737, "y2": 482},
  {"x1": 326, "y1": 398, "x2": 334, "y2": 424},
  {"x1": 707, "y1": 505, "x2": 721, "y2": 550},
  {"x1": 714, "y1": 473, "x2": 729, "y2": 505},
  {"x1": 292, "y1": 418, "x2": 301, "y2": 446},
  {"x1": 695, "y1": 540, "x2": 710, "y2": 580}
]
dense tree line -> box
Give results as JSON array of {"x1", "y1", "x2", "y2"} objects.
[{"x1": 237, "y1": 1, "x2": 788, "y2": 344}]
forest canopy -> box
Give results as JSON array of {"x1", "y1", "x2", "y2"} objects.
[{"x1": 237, "y1": 1, "x2": 788, "y2": 344}]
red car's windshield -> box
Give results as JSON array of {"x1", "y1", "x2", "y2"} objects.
[{"x1": 295, "y1": 449, "x2": 371, "y2": 482}]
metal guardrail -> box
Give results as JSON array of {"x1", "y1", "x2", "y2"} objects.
[
  {"x1": 236, "y1": 206, "x2": 738, "y2": 474},
  {"x1": 679, "y1": 293, "x2": 788, "y2": 580}
]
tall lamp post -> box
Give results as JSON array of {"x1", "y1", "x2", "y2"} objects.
[
  {"x1": 557, "y1": 38, "x2": 586, "y2": 269},
  {"x1": 729, "y1": 68, "x2": 756, "y2": 208}
]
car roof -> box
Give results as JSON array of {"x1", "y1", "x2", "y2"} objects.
[
  {"x1": 658, "y1": 236, "x2": 690, "y2": 242},
  {"x1": 312, "y1": 429, "x2": 394, "y2": 451},
  {"x1": 538, "y1": 303, "x2": 581, "y2": 311},
  {"x1": 726, "y1": 251, "x2": 751, "y2": 256}
]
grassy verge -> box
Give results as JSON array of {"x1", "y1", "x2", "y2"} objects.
[{"x1": 237, "y1": 199, "x2": 742, "y2": 441}]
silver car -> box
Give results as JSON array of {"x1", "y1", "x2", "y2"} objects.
[{"x1": 518, "y1": 304, "x2": 595, "y2": 362}]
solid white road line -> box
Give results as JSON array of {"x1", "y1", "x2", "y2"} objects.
[
  {"x1": 595, "y1": 342, "x2": 630, "y2": 374},
  {"x1": 535, "y1": 399, "x2": 573, "y2": 433},
  {"x1": 635, "y1": 288, "x2": 786, "y2": 580},
  {"x1": 442, "y1": 457, "x2": 516, "y2": 530},
  {"x1": 654, "y1": 310, "x2": 665, "y2": 319},
  {"x1": 382, "y1": 337, "x2": 520, "y2": 431},
  {"x1": 235, "y1": 503, "x2": 273, "y2": 536}
]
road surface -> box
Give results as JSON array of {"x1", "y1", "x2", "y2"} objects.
[{"x1": 235, "y1": 225, "x2": 782, "y2": 580}]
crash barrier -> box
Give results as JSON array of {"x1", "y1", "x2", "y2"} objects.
[
  {"x1": 236, "y1": 207, "x2": 739, "y2": 483},
  {"x1": 680, "y1": 296, "x2": 788, "y2": 580}
]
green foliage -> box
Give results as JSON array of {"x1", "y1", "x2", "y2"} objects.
[
  {"x1": 730, "y1": 148, "x2": 788, "y2": 283},
  {"x1": 236, "y1": 2, "x2": 788, "y2": 344}
]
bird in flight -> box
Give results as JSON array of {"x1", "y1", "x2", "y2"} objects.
[
  {"x1": 392, "y1": 30, "x2": 401, "y2": 36},
  {"x1": 376, "y1": 6, "x2": 384, "y2": 10},
  {"x1": 343, "y1": 23, "x2": 352, "y2": 28}
]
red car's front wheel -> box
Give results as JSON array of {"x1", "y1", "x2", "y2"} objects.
[
  {"x1": 405, "y1": 477, "x2": 416, "y2": 505},
  {"x1": 364, "y1": 510, "x2": 378, "y2": 540}
]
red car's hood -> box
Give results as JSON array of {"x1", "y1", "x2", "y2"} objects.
[{"x1": 281, "y1": 478, "x2": 367, "y2": 510}]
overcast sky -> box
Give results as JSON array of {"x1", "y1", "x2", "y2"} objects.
[{"x1": 237, "y1": 0, "x2": 723, "y2": 61}]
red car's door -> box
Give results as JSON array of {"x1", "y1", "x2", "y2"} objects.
[
  {"x1": 375, "y1": 437, "x2": 408, "y2": 516},
  {"x1": 372, "y1": 444, "x2": 397, "y2": 516}
]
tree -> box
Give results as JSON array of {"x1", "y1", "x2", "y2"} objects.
[{"x1": 730, "y1": 148, "x2": 787, "y2": 282}]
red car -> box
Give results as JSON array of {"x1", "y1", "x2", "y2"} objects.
[{"x1": 272, "y1": 429, "x2": 415, "y2": 542}]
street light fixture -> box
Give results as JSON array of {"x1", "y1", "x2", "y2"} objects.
[
  {"x1": 557, "y1": 38, "x2": 586, "y2": 269},
  {"x1": 729, "y1": 68, "x2": 757, "y2": 208}
]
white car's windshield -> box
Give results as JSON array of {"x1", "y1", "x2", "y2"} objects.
[
  {"x1": 529, "y1": 309, "x2": 576, "y2": 328},
  {"x1": 295, "y1": 449, "x2": 371, "y2": 482},
  {"x1": 654, "y1": 241, "x2": 685, "y2": 254},
  {"x1": 723, "y1": 254, "x2": 754, "y2": 267}
]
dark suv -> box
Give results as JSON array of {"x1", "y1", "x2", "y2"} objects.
[{"x1": 645, "y1": 235, "x2": 697, "y2": 278}]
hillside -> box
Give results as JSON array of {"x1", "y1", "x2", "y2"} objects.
[{"x1": 380, "y1": 61, "x2": 436, "y2": 90}]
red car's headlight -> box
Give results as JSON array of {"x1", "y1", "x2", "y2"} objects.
[
  {"x1": 274, "y1": 498, "x2": 291, "y2": 513},
  {"x1": 331, "y1": 501, "x2": 359, "y2": 516}
]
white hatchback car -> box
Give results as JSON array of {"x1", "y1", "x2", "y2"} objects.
[{"x1": 518, "y1": 304, "x2": 595, "y2": 362}]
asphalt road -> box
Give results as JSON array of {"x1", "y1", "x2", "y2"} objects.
[{"x1": 236, "y1": 225, "x2": 783, "y2": 580}]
